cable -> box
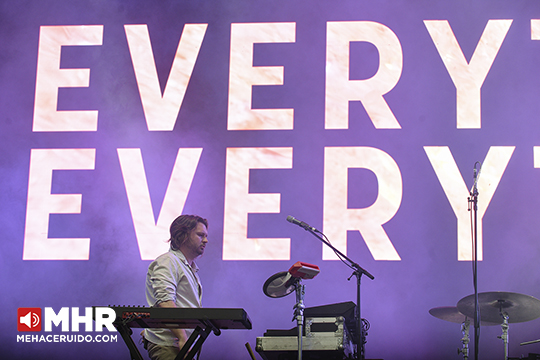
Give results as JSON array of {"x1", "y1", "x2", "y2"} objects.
[{"x1": 319, "y1": 231, "x2": 357, "y2": 272}]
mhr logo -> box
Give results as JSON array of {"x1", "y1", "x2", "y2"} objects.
[{"x1": 17, "y1": 307, "x2": 116, "y2": 332}]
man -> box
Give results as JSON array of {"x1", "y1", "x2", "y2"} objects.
[{"x1": 143, "y1": 214, "x2": 209, "y2": 360}]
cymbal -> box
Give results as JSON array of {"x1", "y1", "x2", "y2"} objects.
[
  {"x1": 457, "y1": 292, "x2": 540, "y2": 324},
  {"x1": 429, "y1": 306, "x2": 499, "y2": 326},
  {"x1": 262, "y1": 271, "x2": 297, "y2": 298},
  {"x1": 429, "y1": 306, "x2": 467, "y2": 324}
]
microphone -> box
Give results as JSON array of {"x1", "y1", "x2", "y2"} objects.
[
  {"x1": 470, "y1": 163, "x2": 481, "y2": 194},
  {"x1": 286, "y1": 215, "x2": 317, "y2": 232}
]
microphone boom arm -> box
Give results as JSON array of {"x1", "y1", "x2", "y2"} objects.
[{"x1": 304, "y1": 227, "x2": 374, "y2": 280}]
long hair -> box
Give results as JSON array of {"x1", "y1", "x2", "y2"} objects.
[{"x1": 169, "y1": 215, "x2": 208, "y2": 251}]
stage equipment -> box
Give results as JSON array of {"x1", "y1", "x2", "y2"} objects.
[
  {"x1": 262, "y1": 261, "x2": 320, "y2": 360},
  {"x1": 93, "y1": 306, "x2": 251, "y2": 360},
  {"x1": 257, "y1": 302, "x2": 357, "y2": 360},
  {"x1": 305, "y1": 302, "x2": 359, "y2": 343},
  {"x1": 256, "y1": 316, "x2": 354, "y2": 360},
  {"x1": 429, "y1": 306, "x2": 499, "y2": 359},
  {"x1": 286, "y1": 215, "x2": 374, "y2": 360},
  {"x1": 457, "y1": 292, "x2": 540, "y2": 360}
]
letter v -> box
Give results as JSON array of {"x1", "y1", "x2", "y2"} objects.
[
  {"x1": 125, "y1": 24, "x2": 207, "y2": 131},
  {"x1": 118, "y1": 148, "x2": 202, "y2": 259}
]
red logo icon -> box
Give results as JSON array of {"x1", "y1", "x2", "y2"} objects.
[{"x1": 18, "y1": 308, "x2": 41, "y2": 332}]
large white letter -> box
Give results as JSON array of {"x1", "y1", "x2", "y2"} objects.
[
  {"x1": 532, "y1": 19, "x2": 540, "y2": 40},
  {"x1": 323, "y1": 147, "x2": 401, "y2": 260},
  {"x1": 424, "y1": 146, "x2": 514, "y2": 260},
  {"x1": 44, "y1": 307, "x2": 70, "y2": 332},
  {"x1": 325, "y1": 21, "x2": 402, "y2": 130},
  {"x1": 223, "y1": 147, "x2": 292, "y2": 260},
  {"x1": 93, "y1": 307, "x2": 116, "y2": 332},
  {"x1": 534, "y1": 147, "x2": 540, "y2": 168},
  {"x1": 33, "y1": 25, "x2": 103, "y2": 132},
  {"x1": 23, "y1": 149, "x2": 95, "y2": 260},
  {"x1": 71, "y1": 307, "x2": 93, "y2": 332},
  {"x1": 117, "y1": 148, "x2": 202, "y2": 260},
  {"x1": 424, "y1": 20, "x2": 512, "y2": 128},
  {"x1": 228, "y1": 23, "x2": 295, "y2": 130},
  {"x1": 125, "y1": 24, "x2": 207, "y2": 131}
]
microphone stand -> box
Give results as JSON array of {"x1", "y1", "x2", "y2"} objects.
[
  {"x1": 468, "y1": 172, "x2": 480, "y2": 360},
  {"x1": 293, "y1": 281, "x2": 305, "y2": 360},
  {"x1": 303, "y1": 227, "x2": 374, "y2": 360}
]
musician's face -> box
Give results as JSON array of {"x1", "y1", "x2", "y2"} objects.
[{"x1": 184, "y1": 222, "x2": 208, "y2": 258}]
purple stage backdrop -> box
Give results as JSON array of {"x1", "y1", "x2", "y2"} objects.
[{"x1": 3, "y1": 0, "x2": 540, "y2": 359}]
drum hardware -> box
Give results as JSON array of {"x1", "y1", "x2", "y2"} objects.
[
  {"x1": 459, "y1": 318, "x2": 470, "y2": 360},
  {"x1": 521, "y1": 339, "x2": 540, "y2": 346},
  {"x1": 429, "y1": 306, "x2": 498, "y2": 360},
  {"x1": 429, "y1": 306, "x2": 471, "y2": 358},
  {"x1": 498, "y1": 310, "x2": 509, "y2": 360},
  {"x1": 457, "y1": 292, "x2": 540, "y2": 360}
]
